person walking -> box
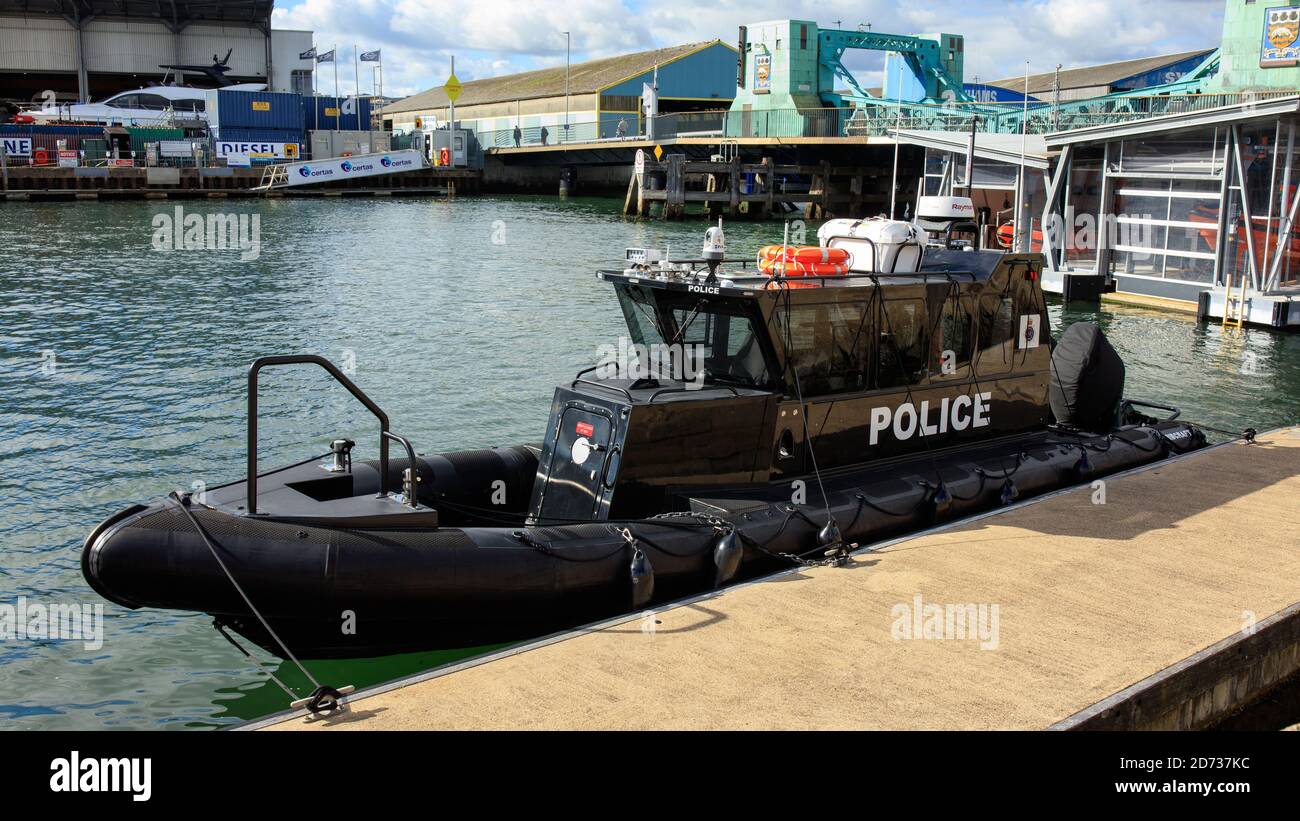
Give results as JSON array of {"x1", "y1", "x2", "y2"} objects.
[
  {"x1": 513, "y1": 124, "x2": 521, "y2": 147},
  {"x1": 540, "y1": 126, "x2": 549, "y2": 146},
  {"x1": 616, "y1": 118, "x2": 627, "y2": 140}
]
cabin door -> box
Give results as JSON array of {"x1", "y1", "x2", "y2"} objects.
[{"x1": 534, "y1": 405, "x2": 616, "y2": 521}]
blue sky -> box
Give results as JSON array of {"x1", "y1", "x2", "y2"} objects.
[{"x1": 272, "y1": 0, "x2": 1227, "y2": 97}]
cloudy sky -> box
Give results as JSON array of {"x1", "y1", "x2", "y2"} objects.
[{"x1": 272, "y1": 0, "x2": 1227, "y2": 97}]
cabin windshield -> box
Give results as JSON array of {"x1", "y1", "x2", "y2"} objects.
[{"x1": 615, "y1": 285, "x2": 773, "y2": 388}]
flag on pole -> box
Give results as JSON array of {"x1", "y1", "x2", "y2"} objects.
[
  {"x1": 317, "y1": 49, "x2": 335, "y2": 63},
  {"x1": 360, "y1": 50, "x2": 381, "y2": 62},
  {"x1": 299, "y1": 46, "x2": 317, "y2": 60}
]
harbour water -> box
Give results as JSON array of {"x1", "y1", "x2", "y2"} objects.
[{"x1": 1, "y1": 196, "x2": 1297, "y2": 730}]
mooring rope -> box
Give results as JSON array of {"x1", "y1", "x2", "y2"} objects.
[{"x1": 166, "y1": 491, "x2": 349, "y2": 715}]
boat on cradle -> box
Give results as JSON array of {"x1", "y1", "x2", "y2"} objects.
[{"x1": 83, "y1": 213, "x2": 1211, "y2": 673}]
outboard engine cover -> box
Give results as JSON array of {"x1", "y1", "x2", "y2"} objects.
[{"x1": 1049, "y1": 322, "x2": 1125, "y2": 432}]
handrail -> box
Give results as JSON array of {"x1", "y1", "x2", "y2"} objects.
[
  {"x1": 246, "y1": 355, "x2": 390, "y2": 515},
  {"x1": 648, "y1": 384, "x2": 742, "y2": 403},
  {"x1": 1122, "y1": 399, "x2": 1182, "y2": 422},
  {"x1": 572, "y1": 377, "x2": 634, "y2": 402},
  {"x1": 381, "y1": 431, "x2": 421, "y2": 508}
]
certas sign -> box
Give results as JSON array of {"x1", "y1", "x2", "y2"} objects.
[{"x1": 276, "y1": 149, "x2": 423, "y2": 186}]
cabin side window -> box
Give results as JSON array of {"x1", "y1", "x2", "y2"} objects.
[
  {"x1": 617, "y1": 285, "x2": 664, "y2": 346},
  {"x1": 933, "y1": 296, "x2": 975, "y2": 378},
  {"x1": 877, "y1": 299, "x2": 929, "y2": 389},
  {"x1": 773, "y1": 301, "x2": 872, "y2": 396},
  {"x1": 975, "y1": 294, "x2": 1016, "y2": 374}
]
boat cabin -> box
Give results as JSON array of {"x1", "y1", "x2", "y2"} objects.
[{"x1": 526, "y1": 242, "x2": 1053, "y2": 524}]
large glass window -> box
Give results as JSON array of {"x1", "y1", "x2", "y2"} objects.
[
  {"x1": 1114, "y1": 130, "x2": 1226, "y2": 176},
  {"x1": 774, "y1": 301, "x2": 873, "y2": 395},
  {"x1": 975, "y1": 294, "x2": 1016, "y2": 375},
  {"x1": 877, "y1": 299, "x2": 929, "y2": 389},
  {"x1": 134, "y1": 94, "x2": 171, "y2": 111},
  {"x1": 1106, "y1": 127, "x2": 1226, "y2": 283},
  {"x1": 934, "y1": 296, "x2": 975, "y2": 378},
  {"x1": 1062, "y1": 148, "x2": 1104, "y2": 268},
  {"x1": 1224, "y1": 123, "x2": 1300, "y2": 289},
  {"x1": 291, "y1": 70, "x2": 314, "y2": 97}
]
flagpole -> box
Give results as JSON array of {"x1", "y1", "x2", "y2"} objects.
[
  {"x1": 1017, "y1": 60, "x2": 1029, "y2": 253},
  {"x1": 354, "y1": 45, "x2": 364, "y2": 148},
  {"x1": 333, "y1": 43, "x2": 339, "y2": 132}
]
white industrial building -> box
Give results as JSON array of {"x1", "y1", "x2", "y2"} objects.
[{"x1": 0, "y1": 1, "x2": 314, "y2": 109}]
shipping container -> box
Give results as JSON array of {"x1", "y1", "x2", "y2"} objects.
[
  {"x1": 213, "y1": 89, "x2": 305, "y2": 131},
  {"x1": 304, "y1": 95, "x2": 374, "y2": 133},
  {"x1": 308, "y1": 129, "x2": 390, "y2": 160},
  {"x1": 127, "y1": 127, "x2": 185, "y2": 155},
  {"x1": 80, "y1": 139, "x2": 108, "y2": 162},
  {"x1": 0, "y1": 123, "x2": 103, "y2": 137},
  {"x1": 213, "y1": 127, "x2": 305, "y2": 144},
  {"x1": 0, "y1": 125, "x2": 100, "y2": 164}
]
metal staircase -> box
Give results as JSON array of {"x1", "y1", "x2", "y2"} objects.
[
  {"x1": 253, "y1": 163, "x2": 289, "y2": 193},
  {"x1": 1223, "y1": 271, "x2": 1248, "y2": 329}
]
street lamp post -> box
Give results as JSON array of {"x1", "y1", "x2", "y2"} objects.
[{"x1": 562, "y1": 31, "x2": 570, "y2": 143}]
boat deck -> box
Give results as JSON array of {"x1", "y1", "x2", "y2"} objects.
[{"x1": 253, "y1": 427, "x2": 1300, "y2": 731}]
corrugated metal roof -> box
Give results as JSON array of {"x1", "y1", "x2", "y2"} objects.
[
  {"x1": 385, "y1": 40, "x2": 726, "y2": 114},
  {"x1": 0, "y1": 0, "x2": 273, "y2": 25},
  {"x1": 986, "y1": 50, "x2": 1213, "y2": 95}
]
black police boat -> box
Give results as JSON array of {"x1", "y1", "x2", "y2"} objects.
[{"x1": 83, "y1": 220, "x2": 1208, "y2": 662}]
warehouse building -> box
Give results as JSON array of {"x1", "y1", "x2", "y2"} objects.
[
  {"x1": 0, "y1": 1, "x2": 315, "y2": 110},
  {"x1": 983, "y1": 49, "x2": 1216, "y2": 102},
  {"x1": 384, "y1": 40, "x2": 738, "y2": 146}
]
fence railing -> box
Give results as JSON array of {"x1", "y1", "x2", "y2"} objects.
[{"x1": 468, "y1": 90, "x2": 1298, "y2": 150}]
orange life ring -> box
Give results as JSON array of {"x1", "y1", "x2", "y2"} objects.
[
  {"x1": 762, "y1": 279, "x2": 821, "y2": 290},
  {"x1": 757, "y1": 257, "x2": 848, "y2": 277},
  {"x1": 996, "y1": 222, "x2": 1044, "y2": 250},
  {"x1": 758, "y1": 245, "x2": 849, "y2": 265},
  {"x1": 33, "y1": 148, "x2": 49, "y2": 165}
]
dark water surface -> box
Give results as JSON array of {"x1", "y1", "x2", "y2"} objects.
[{"x1": 1, "y1": 196, "x2": 1297, "y2": 729}]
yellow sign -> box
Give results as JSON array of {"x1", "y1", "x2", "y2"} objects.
[
  {"x1": 324, "y1": 107, "x2": 340, "y2": 117},
  {"x1": 653, "y1": 144, "x2": 663, "y2": 161},
  {"x1": 284, "y1": 143, "x2": 299, "y2": 158},
  {"x1": 445, "y1": 73, "x2": 462, "y2": 103},
  {"x1": 252, "y1": 101, "x2": 270, "y2": 111}
]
